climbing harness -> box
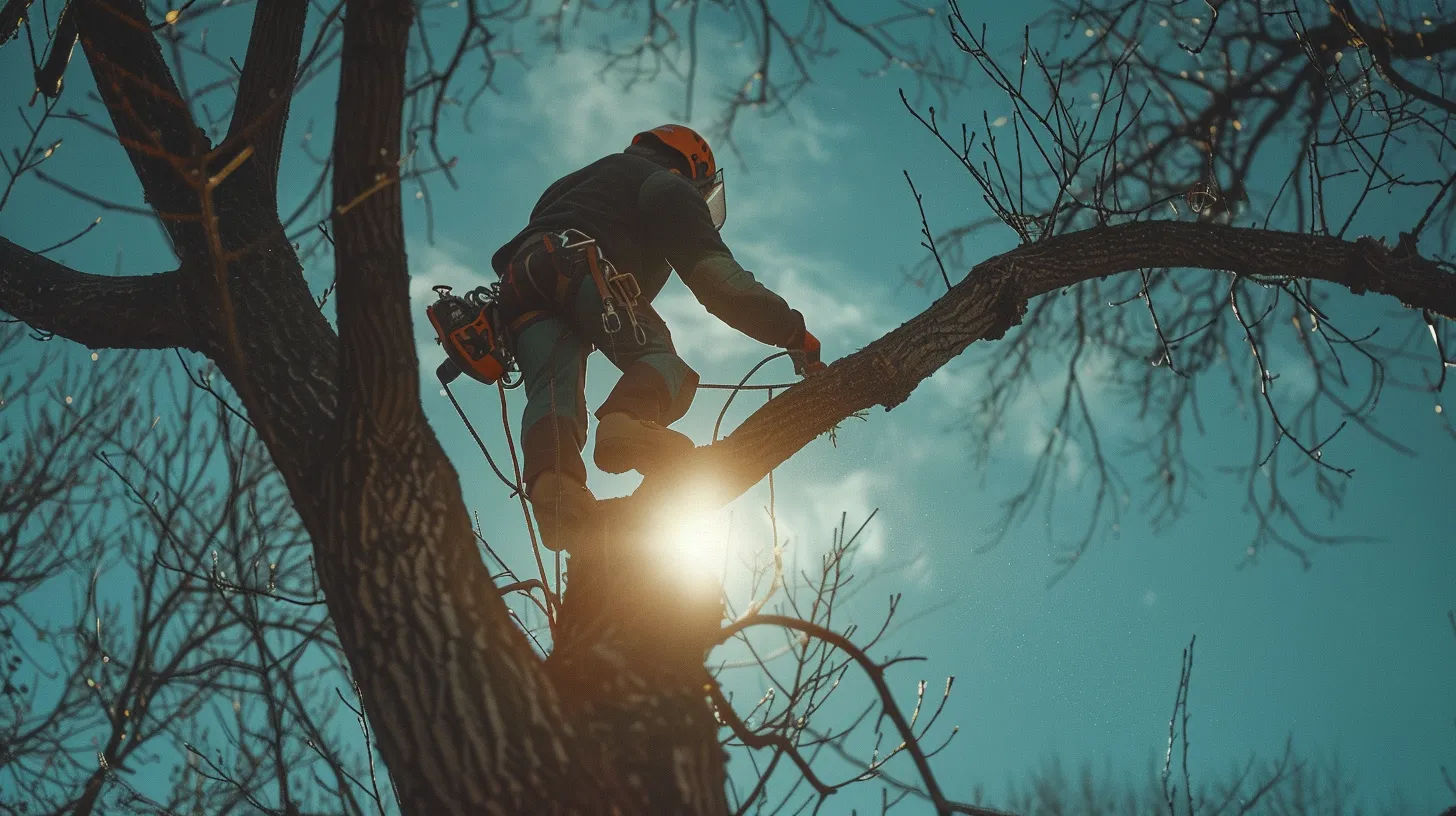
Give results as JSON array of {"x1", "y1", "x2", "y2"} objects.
[
  {"x1": 496, "y1": 230, "x2": 649, "y2": 347},
  {"x1": 556, "y1": 229, "x2": 648, "y2": 346}
]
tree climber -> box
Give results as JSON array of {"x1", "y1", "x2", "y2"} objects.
[{"x1": 491, "y1": 124, "x2": 825, "y2": 553}]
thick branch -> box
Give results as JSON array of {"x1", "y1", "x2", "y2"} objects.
[
  {"x1": 228, "y1": 0, "x2": 309, "y2": 200},
  {"x1": 0, "y1": 235, "x2": 191, "y2": 349},
  {"x1": 312, "y1": 3, "x2": 592, "y2": 814},
  {"x1": 657, "y1": 221, "x2": 1455, "y2": 506},
  {"x1": 75, "y1": 0, "x2": 209, "y2": 257},
  {"x1": 330, "y1": 0, "x2": 420, "y2": 433},
  {"x1": 0, "y1": 0, "x2": 31, "y2": 43}
]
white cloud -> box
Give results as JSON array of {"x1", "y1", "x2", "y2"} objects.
[
  {"x1": 730, "y1": 240, "x2": 893, "y2": 345},
  {"x1": 1021, "y1": 423, "x2": 1085, "y2": 484},
  {"x1": 774, "y1": 468, "x2": 889, "y2": 562},
  {"x1": 722, "y1": 108, "x2": 855, "y2": 229},
  {"x1": 511, "y1": 49, "x2": 681, "y2": 167},
  {"x1": 506, "y1": 22, "x2": 854, "y2": 170},
  {"x1": 927, "y1": 363, "x2": 980, "y2": 405},
  {"x1": 930, "y1": 340, "x2": 1125, "y2": 484},
  {"x1": 654, "y1": 286, "x2": 764, "y2": 367},
  {"x1": 904, "y1": 552, "x2": 934, "y2": 587},
  {"x1": 410, "y1": 240, "x2": 493, "y2": 300}
]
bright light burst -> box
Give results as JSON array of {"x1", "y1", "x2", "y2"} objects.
[{"x1": 651, "y1": 481, "x2": 733, "y2": 594}]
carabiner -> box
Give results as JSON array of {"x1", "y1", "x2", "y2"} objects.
[{"x1": 602, "y1": 299, "x2": 623, "y2": 334}]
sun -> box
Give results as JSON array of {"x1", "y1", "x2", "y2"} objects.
[{"x1": 650, "y1": 486, "x2": 734, "y2": 594}]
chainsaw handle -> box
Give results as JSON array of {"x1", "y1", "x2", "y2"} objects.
[
  {"x1": 789, "y1": 330, "x2": 825, "y2": 376},
  {"x1": 437, "y1": 358, "x2": 462, "y2": 385}
]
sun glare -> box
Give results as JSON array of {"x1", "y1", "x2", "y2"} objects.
[{"x1": 652, "y1": 484, "x2": 733, "y2": 594}]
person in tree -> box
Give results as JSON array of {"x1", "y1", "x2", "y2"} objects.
[{"x1": 491, "y1": 124, "x2": 825, "y2": 552}]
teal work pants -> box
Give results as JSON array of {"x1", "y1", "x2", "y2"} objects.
[{"x1": 500, "y1": 235, "x2": 699, "y2": 487}]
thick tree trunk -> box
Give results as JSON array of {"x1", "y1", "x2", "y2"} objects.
[{"x1": 72, "y1": 1, "x2": 735, "y2": 813}]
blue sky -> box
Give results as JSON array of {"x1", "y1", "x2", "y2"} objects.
[{"x1": 2, "y1": 1, "x2": 1454, "y2": 811}]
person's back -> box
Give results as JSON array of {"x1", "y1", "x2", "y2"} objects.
[
  {"x1": 490, "y1": 124, "x2": 825, "y2": 552},
  {"x1": 492, "y1": 152, "x2": 669, "y2": 298}
]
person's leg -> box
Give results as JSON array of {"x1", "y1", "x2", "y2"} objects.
[
  {"x1": 568, "y1": 278, "x2": 701, "y2": 475},
  {"x1": 513, "y1": 315, "x2": 596, "y2": 550},
  {"x1": 515, "y1": 317, "x2": 589, "y2": 485}
]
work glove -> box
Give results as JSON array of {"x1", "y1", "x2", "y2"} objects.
[{"x1": 789, "y1": 329, "x2": 826, "y2": 377}]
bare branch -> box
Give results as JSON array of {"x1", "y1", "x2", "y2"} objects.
[
  {"x1": 655, "y1": 221, "x2": 1455, "y2": 511},
  {"x1": 0, "y1": 236, "x2": 192, "y2": 350}
]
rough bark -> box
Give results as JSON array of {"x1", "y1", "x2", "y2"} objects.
[
  {"x1": 320, "y1": 2, "x2": 582, "y2": 812},
  {"x1": 0, "y1": 237, "x2": 191, "y2": 349},
  {"x1": 227, "y1": 0, "x2": 310, "y2": 199}
]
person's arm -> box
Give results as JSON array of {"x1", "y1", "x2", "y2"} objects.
[{"x1": 638, "y1": 171, "x2": 805, "y2": 347}]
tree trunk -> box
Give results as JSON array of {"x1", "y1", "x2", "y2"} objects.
[{"x1": 66, "y1": 0, "x2": 739, "y2": 812}]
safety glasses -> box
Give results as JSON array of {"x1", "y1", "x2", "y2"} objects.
[{"x1": 697, "y1": 169, "x2": 726, "y2": 230}]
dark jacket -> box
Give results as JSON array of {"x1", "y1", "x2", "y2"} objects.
[{"x1": 491, "y1": 151, "x2": 804, "y2": 347}]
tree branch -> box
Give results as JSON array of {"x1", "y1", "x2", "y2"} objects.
[
  {"x1": 330, "y1": 0, "x2": 419, "y2": 433},
  {"x1": 75, "y1": 0, "x2": 210, "y2": 258},
  {"x1": 650, "y1": 221, "x2": 1456, "y2": 508},
  {"x1": 227, "y1": 0, "x2": 310, "y2": 200},
  {"x1": 719, "y1": 614, "x2": 1012, "y2": 816},
  {"x1": 1329, "y1": 0, "x2": 1456, "y2": 117},
  {"x1": 0, "y1": 0, "x2": 31, "y2": 44},
  {"x1": 0, "y1": 235, "x2": 191, "y2": 349}
]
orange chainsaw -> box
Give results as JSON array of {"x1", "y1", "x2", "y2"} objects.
[{"x1": 426, "y1": 284, "x2": 517, "y2": 386}]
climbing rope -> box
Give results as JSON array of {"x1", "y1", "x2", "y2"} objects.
[
  {"x1": 441, "y1": 379, "x2": 522, "y2": 495},
  {"x1": 712, "y1": 351, "x2": 790, "y2": 442}
]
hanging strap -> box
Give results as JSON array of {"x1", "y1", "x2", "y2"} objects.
[
  {"x1": 581, "y1": 242, "x2": 623, "y2": 335},
  {"x1": 583, "y1": 244, "x2": 612, "y2": 307},
  {"x1": 539, "y1": 233, "x2": 575, "y2": 306}
]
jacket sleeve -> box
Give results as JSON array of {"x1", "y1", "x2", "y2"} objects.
[{"x1": 638, "y1": 170, "x2": 805, "y2": 347}]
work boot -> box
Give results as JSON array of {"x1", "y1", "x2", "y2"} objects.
[
  {"x1": 593, "y1": 412, "x2": 695, "y2": 475},
  {"x1": 528, "y1": 470, "x2": 599, "y2": 552}
]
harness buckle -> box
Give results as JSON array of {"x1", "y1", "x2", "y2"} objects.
[
  {"x1": 601, "y1": 300, "x2": 623, "y2": 334},
  {"x1": 607, "y1": 271, "x2": 641, "y2": 303}
]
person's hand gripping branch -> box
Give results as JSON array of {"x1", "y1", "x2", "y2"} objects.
[{"x1": 788, "y1": 327, "x2": 826, "y2": 377}]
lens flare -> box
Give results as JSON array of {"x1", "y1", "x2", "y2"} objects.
[{"x1": 652, "y1": 483, "x2": 732, "y2": 593}]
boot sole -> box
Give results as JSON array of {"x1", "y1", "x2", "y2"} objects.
[{"x1": 594, "y1": 435, "x2": 695, "y2": 475}]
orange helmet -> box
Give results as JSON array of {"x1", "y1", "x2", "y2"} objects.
[{"x1": 631, "y1": 124, "x2": 717, "y2": 182}]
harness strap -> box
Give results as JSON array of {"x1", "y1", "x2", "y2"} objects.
[
  {"x1": 583, "y1": 244, "x2": 613, "y2": 306},
  {"x1": 509, "y1": 309, "x2": 550, "y2": 333},
  {"x1": 518, "y1": 230, "x2": 646, "y2": 344}
]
